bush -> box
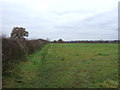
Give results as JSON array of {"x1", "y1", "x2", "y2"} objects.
[{"x1": 2, "y1": 37, "x2": 47, "y2": 75}]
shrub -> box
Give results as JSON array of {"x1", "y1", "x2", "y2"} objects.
[{"x1": 2, "y1": 37, "x2": 47, "y2": 75}]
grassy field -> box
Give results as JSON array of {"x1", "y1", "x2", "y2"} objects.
[{"x1": 3, "y1": 43, "x2": 118, "y2": 88}]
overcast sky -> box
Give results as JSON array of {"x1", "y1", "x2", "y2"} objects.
[{"x1": 1, "y1": 0, "x2": 119, "y2": 40}]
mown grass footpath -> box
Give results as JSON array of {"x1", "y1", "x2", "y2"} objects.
[
  {"x1": 3, "y1": 43, "x2": 118, "y2": 88},
  {"x1": 3, "y1": 44, "x2": 49, "y2": 88}
]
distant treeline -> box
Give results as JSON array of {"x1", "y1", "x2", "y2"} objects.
[
  {"x1": 50, "y1": 40, "x2": 119, "y2": 43},
  {"x1": 2, "y1": 37, "x2": 48, "y2": 75}
]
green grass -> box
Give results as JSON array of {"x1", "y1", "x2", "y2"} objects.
[{"x1": 3, "y1": 43, "x2": 118, "y2": 88}]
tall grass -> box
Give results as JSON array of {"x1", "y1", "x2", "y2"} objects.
[{"x1": 2, "y1": 37, "x2": 48, "y2": 75}]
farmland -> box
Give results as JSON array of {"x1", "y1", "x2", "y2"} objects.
[{"x1": 3, "y1": 43, "x2": 118, "y2": 88}]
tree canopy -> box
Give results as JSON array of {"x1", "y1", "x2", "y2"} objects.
[
  {"x1": 58, "y1": 39, "x2": 64, "y2": 43},
  {"x1": 11, "y1": 27, "x2": 28, "y2": 39}
]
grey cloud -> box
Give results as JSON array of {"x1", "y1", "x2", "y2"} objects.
[
  {"x1": 53, "y1": 8, "x2": 118, "y2": 40},
  {"x1": 1, "y1": 0, "x2": 118, "y2": 40},
  {"x1": 53, "y1": 9, "x2": 95, "y2": 16}
]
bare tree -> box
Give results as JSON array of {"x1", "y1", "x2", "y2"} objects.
[{"x1": 11, "y1": 27, "x2": 28, "y2": 39}]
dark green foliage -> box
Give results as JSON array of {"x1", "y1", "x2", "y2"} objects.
[
  {"x1": 58, "y1": 39, "x2": 64, "y2": 43},
  {"x1": 53, "y1": 40, "x2": 57, "y2": 43}
]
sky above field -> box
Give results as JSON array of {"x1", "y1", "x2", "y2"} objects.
[{"x1": 1, "y1": 0, "x2": 119, "y2": 41}]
